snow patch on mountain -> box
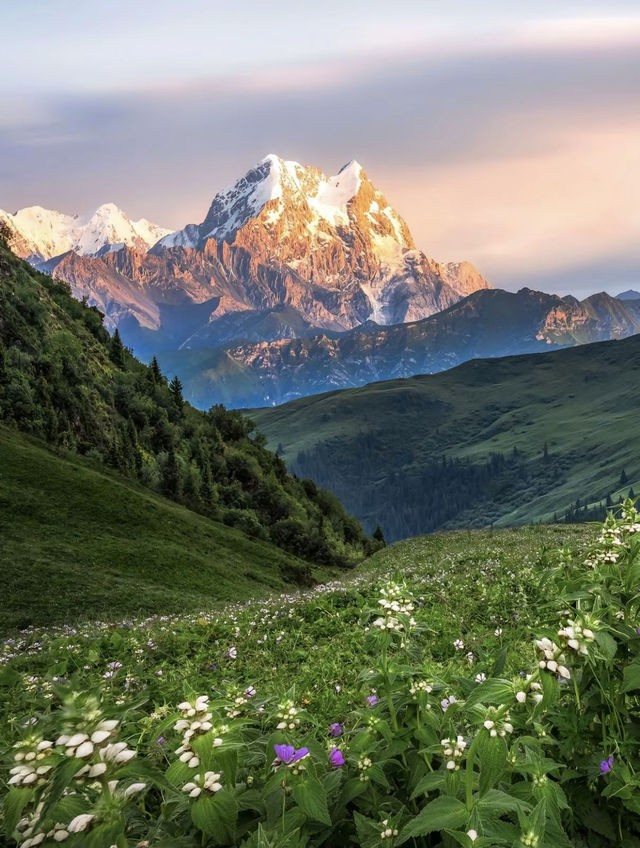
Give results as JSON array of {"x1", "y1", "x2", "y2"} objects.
[{"x1": 307, "y1": 160, "x2": 363, "y2": 227}]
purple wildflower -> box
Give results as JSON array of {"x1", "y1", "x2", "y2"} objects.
[
  {"x1": 600, "y1": 755, "x2": 614, "y2": 775},
  {"x1": 329, "y1": 747, "x2": 345, "y2": 768},
  {"x1": 636, "y1": 627, "x2": 640, "y2": 635},
  {"x1": 366, "y1": 694, "x2": 378, "y2": 707},
  {"x1": 156, "y1": 736, "x2": 165, "y2": 745},
  {"x1": 329, "y1": 722, "x2": 342, "y2": 737},
  {"x1": 273, "y1": 744, "x2": 309, "y2": 765}
]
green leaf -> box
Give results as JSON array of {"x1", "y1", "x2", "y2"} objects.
[
  {"x1": 0, "y1": 667, "x2": 21, "y2": 688},
  {"x1": 540, "y1": 672, "x2": 558, "y2": 707},
  {"x1": 411, "y1": 771, "x2": 446, "y2": 799},
  {"x1": 491, "y1": 647, "x2": 509, "y2": 678},
  {"x1": 477, "y1": 733, "x2": 507, "y2": 798},
  {"x1": 323, "y1": 767, "x2": 343, "y2": 798},
  {"x1": 237, "y1": 788, "x2": 266, "y2": 814},
  {"x1": 594, "y1": 630, "x2": 617, "y2": 660},
  {"x1": 465, "y1": 679, "x2": 514, "y2": 708},
  {"x1": 190, "y1": 731, "x2": 216, "y2": 771},
  {"x1": 84, "y1": 820, "x2": 125, "y2": 848},
  {"x1": 215, "y1": 746, "x2": 238, "y2": 788},
  {"x1": 190, "y1": 791, "x2": 238, "y2": 844},
  {"x1": 292, "y1": 776, "x2": 331, "y2": 826},
  {"x1": 446, "y1": 831, "x2": 505, "y2": 847},
  {"x1": 3, "y1": 788, "x2": 33, "y2": 835},
  {"x1": 579, "y1": 804, "x2": 617, "y2": 840},
  {"x1": 335, "y1": 777, "x2": 367, "y2": 810},
  {"x1": 354, "y1": 811, "x2": 383, "y2": 848},
  {"x1": 165, "y1": 759, "x2": 194, "y2": 786},
  {"x1": 478, "y1": 789, "x2": 531, "y2": 816},
  {"x1": 622, "y1": 661, "x2": 640, "y2": 693},
  {"x1": 41, "y1": 757, "x2": 85, "y2": 816},
  {"x1": 368, "y1": 762, "x2": 390, "y2": 788},
  {"x1": 398, "y1": 795, "x2": 468, "y2": 843},
  {"x1": 526, "y1": 799, "x2": 547, "y2": 845}
]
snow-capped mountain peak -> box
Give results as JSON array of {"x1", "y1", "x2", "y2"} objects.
[
  {"x1": 0, "y1": 203, "x2": 172, "y2": 262},
  {"x1": 9, "y1": 155, "x2": 490, "y2": 344},
  {"x1": 159, "y1": 155, "x2": 371, "y2": 249},
  {"x1": 153, "y1": 154, "x2": 488, "y2": 326}
]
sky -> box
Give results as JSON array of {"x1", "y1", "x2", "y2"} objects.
[{"x1": 1, "y1": 0, "x2": 639, "y2": 297}]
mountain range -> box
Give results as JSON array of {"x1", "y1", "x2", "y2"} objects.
[
  {"x1": 157, "y1": 287, "x2": 640, "y2": 408},
  {"x1": 3, "y1": 155, "x2": 639, "y2": 412},
  {"x1": 0, "y1": 203, "x2": 171, "y2": 262},
  {"x1": 0, "y1": 155, "x2": 489, "y2": 351}
]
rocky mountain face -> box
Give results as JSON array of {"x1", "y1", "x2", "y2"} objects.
[
  {"x1": 158, "y1": 288, "x2": 640, "y2": 409},
  {"x1": 2, "y1": 156, "x2": 490, "y2": 340}
]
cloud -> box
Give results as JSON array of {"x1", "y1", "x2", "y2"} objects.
[
  {"x1": 380, "y1": 124, "x2": 640, "y2": 293},
  {"x1": 1, "y1": 36, "x2": 638, "y2": 295}
]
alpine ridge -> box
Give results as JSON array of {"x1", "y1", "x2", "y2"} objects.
[
  {"x1": 0, "y1": 203, "x2": 171, "y2": 264},
  {"x1": 3, "y1": 155, "x2": 490, "y2": 342},
  {"x1": 158, "y1": 287, "x2": 640, "y2": 409}
]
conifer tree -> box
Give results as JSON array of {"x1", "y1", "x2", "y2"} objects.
[
  {"x1": 109, "y1": 328, "x2": 126, "y2": 369},
  {"x1": 169, "y1": 375, "x2": 184, "y2": 414},
  {"x1": 149, "y1": 356, "x2": 163, "y2": 385},
  {"x1": 372, "y1": 525, "x2": 386, "y2": 545},
  {"x1": 161, "y1": 447, "x2": 183, "y2": 499}
]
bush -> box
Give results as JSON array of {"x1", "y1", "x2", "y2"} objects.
[{"x1": 222, "y1": 507, "x2": 267, "y2": 539}]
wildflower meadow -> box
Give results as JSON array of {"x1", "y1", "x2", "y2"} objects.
[{"x1": 1, "y1": 508, "x2": 639, "y2": 846}]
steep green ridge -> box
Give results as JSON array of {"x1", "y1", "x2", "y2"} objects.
[
  {"x1": 0, "y1": 425, "x2": 328, "y2": 632},
  {"x1": 251, "y1": 334, "x2": 640, "y2": 539},
  {"x1": 0, "y1": 236, "x2": 372, "y2": 568}
]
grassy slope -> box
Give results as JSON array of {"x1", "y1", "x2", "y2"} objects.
[
  {"x1": 1, "y1": 522, "x2": 597, "y2": 720},
  {"x1": 251, "y1": 334, "x2": 640, "y2": 530},
  {"x1": 0, "y1": 425, "x2": 328, "y2": 632}
]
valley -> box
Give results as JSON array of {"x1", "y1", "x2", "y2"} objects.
[{"x1": 252, "y1": 333, "x2": 640, "y2": 539}]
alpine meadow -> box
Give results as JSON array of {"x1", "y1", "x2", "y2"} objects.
[{"x1": 2, "y1": 3, "x2": 640, "y2": 847}]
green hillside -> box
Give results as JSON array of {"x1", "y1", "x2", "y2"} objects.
[
  {"x1": 0, "y1": 234, "x2": 373, "y2": 571},
  {"x1": 0, "y1": 425, "x2": 329, "y2": 632},
  {"x1": 251, "y1": 334, "x2": 640, "y2": 539}
]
